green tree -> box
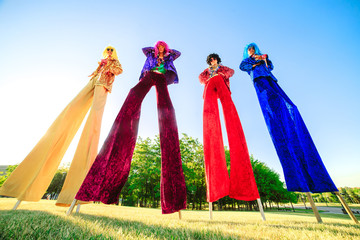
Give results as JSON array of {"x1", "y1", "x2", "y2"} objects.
[
  {"x1": 179, "y1": 134, "x2": 206, "y2": 210},
  {"x1": 350, "y1": 188, "x2": 360, "y2": 204},
  {"x1": 124, "y1": 137, "x2": 161, "y2": 208},
  {"x1": 340, "y1": 187, "x2": 353, "y2": 203},
  {"x1": 45, "y1": 167, "x2": 68, "y2": 199},
  {"x1": 0, "y1": 165, "x2": 18, "y2": 187},
  {"x1": 121, "y1": 134, "x2": 207, "y2": 210},
  {"x1": 117, "y1": 134, "x2": 311, "y2": 211},
  {"x1": 250, "y1": 156, "x2": 291, "y2": 208},
  {"x1": 322, "y1": 192, "x2": 339, "y2": 203}
]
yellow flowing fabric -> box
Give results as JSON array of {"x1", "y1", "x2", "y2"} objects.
[
  {"x1": 0, "y1": 58, "x2": 122, "y2": 203},
  {"x1": 56, "y1": 85, "x2": 107, "y2": 206},
  {"x1": 0, "y1": 79, "x2": 96, "y2": 201}
]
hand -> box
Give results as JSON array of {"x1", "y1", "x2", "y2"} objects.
[
  {"x1": 100, "y1": 58, "x2": 108, "y2": 66},
  {"x1": 207, "y1": 74, "x2": 218, "y2": 81},
  {"x1": 252, "y1": 62, "x2": 262, "y2": 68},
  {"x1": 255, "y1": 54, "x2": 268, "y2": 60}
]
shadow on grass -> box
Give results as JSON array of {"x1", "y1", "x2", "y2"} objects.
[
  {"x1": 182, "y1": 212, "x2": 360, "y2": 238},
  {"x1": 75, "y1": 212, "x2": 248, "y2": 240},
  {"x1": 0, "y1": 210, "x2": 95, "y2": 240},
  {"x1": 0, "y1": 210, "x2": 248, "y2": 240},
  {"x1": 266, "y1": 211, "x2": 360, "y2": 222},
  {"x1": 76, "y1": 211, "x2": 360, "y2": 239},
  {"x1": 1, "y1": 209, "x2": 359, "y2": 240},
  {"x1": 263, "y1": 222, "x2": 360, "y2": 239}
]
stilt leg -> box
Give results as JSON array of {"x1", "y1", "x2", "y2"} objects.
[
  {"x1": 76, "y1": 204, "x2": 81, "y2": 213},
  {"x1": 335, "y1": 192, "x2": 359, "y2": 224},
  {"x1": 66, "y1": 199, "x2": 78, "y2": 216},
  {"x1": 257, "y1": 198, "x2": 266, "y2": 221},
  {"x1": 12, "y1": 200, "x2": 21, "y2": 210},
  {"x1": 178, "y1": 210, "x2": 182, "y2": 220},
  {"x1": 209, "y1": 202, "x2": 213, "y2": 220},
  {"x1": 306, "y1": 192, "x2": 322, "y2": 223}
]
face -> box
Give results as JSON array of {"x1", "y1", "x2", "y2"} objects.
[
  {"x1": 106, "y1": 48, "x2": 114, "y2": 57},
  {"x1": 158, "y1": 44, "x2": 165, "y2": 53},
  {"x1": 210, "y1": 58, "x2": 218, "y2": 66},
  {"x1": 248, "y1": 47, "x2": 255, "y2": 56}
]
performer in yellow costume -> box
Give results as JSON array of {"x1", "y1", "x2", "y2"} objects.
[{"x1": 0, "y1": 46, "x2": 122, "y2": 208}]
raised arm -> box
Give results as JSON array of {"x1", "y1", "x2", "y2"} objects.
[
  {"x1": 142, "y1": 47, "x2": 154, "y2": 57},
  {"x1": 169, "y1": 49, "x2": 181, "y2": 61}
]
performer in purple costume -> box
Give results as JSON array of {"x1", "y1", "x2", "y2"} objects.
[{"x1": 75, "y1": 41, "x2": 187, "y2": 214}]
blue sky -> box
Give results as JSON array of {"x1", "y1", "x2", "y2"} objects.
[{"x1": 0, "y1": 0, "x2": 359, "y2": 188}]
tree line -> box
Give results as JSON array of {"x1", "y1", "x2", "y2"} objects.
[{"x1": 1, "y1": 134, "x2": 359, "y2": 210}]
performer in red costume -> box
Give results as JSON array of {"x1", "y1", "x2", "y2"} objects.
[{"x1": 199, "y1": 53, "x2": 260, "y2": 203}]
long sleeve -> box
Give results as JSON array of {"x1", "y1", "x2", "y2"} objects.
[
  {"x1": 267, "y1": 59, "x2": 274, "y2": 71},
  {"x1": 140, "y1": 47, "x2": 180, "y2": 85},
  {"x1": 169, "y1": 49, "x2": 181, "y2": 61},
  {"x1": 142, "y1": 47, "x2": 154, "y2": 57},
  {"x1": 109, "y1": 59, "x2": 123, "y2": 75},
  {"x1": 240, "y1": 57, "x2": 277, "y2": 82},
  {"x1": 199, "y1": 68, "x2": 210, "y2": 84},
  {"x1": 94, "y1": 58, "x2": 122, "y2": 93},
  {"x1": 240, "y1": 58, "x2": 253, "y2": 73},
  {"x1": 218, "y1": 66, "x2": 234, "y2": 79}
]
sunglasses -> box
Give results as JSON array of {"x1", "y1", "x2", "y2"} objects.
[{"x1": 107, "y1": 48, "x2": 114, "y2": 52}]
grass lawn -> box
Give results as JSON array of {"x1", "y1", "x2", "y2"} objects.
[{"x1": 0, "y1": 198, "x2": 359, "y2": 239}]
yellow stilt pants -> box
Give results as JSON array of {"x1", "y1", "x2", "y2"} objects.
[
  {"x1": 0, "y1": 78, "x2": 107, "y2": 202},
  {"x1": 56, "y1": 85, "x2": 107, "y2": 206}
]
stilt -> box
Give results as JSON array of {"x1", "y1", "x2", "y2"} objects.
[
  {"x1": 76, "y1": 204, "x2": 81, "y2": 213},
  {"x1": 178, "y1": 210, "x2": 182, "y2": 220},
  {"x1": 12, "y1": 200, "x2": 21, "y2": 210},
  {"x1": 334, "y1": 191, "x2": 359, "y2": 224},
  {"x1": 305, "y1": 192, "x2": 322, "y2": 223},
  {"x1": 209, "y1": 202, "x2": 213, "y2": 220},
  {"x1": 66, "y1": 199, "x2": 78, "y2": 216},
  {"x1": 257, "y1": 198, "x2": 266, "y2": 221}
]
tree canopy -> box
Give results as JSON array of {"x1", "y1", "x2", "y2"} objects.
[{"x1": 3, "y1": 134, "x2": 354, "y2": 210}]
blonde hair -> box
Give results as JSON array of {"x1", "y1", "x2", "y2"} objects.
[{"x1": 102, "y1": 45, "x2": 119, "y2": 60}]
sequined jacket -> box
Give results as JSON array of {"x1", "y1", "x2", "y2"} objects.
[
  {"x1": 239, "y1": 56, "x2": 277, "y2": 82},
  {"x1": 140, "y1": 47, "x2": 181, "y2": 85},
  {"x1": 199, "y1": 65, "x2": 235, "y2": 91},
  {"x1": 91, "y1": 58, "x2": 123, "y2": 93}
]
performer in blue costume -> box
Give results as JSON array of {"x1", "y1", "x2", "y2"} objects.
[{"x1": 240, "y1": 43, "x2": 338, "y2": 193}]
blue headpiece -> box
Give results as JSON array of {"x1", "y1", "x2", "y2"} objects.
[{"x1": 243, "y1": 43, "x2": 262, "y2": 59}]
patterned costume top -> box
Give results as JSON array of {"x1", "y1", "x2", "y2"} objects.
[
  {"x1": 91, "y1": 58, "x2": 123, "y2": 93},
  {"x1": 240, "y1": 56, "x2": 277, "y2": 82},
  {"x1": 199, "y1": 65, "x2": 235, "y2": 91},
  {"x1": 140, "y1": 47, "x2": 181, "y2": 85}
]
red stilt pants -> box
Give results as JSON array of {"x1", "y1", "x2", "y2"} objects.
[{"x1": 203, "y1": 75, "x2": 260, "y2": 202}]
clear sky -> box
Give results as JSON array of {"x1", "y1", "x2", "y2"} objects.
[{"x1": 0, "y1": 0, "x2": 359, "y2": 188}]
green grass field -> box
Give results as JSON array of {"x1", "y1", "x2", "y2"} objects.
[{"x1": 0, "y1": 198, "x2": 359, "y2": 239}]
